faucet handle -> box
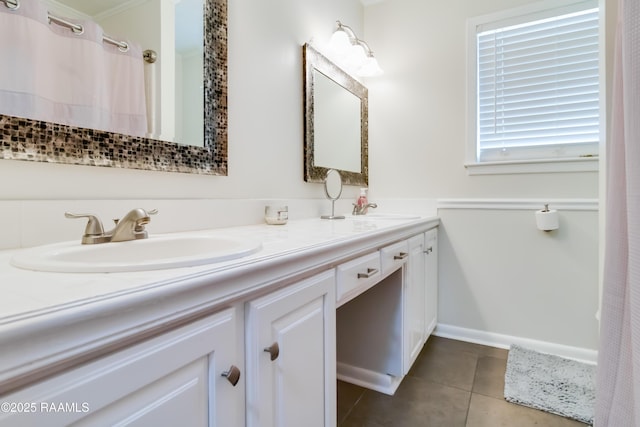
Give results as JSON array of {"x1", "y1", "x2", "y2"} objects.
[{"x1": 65, "y1": 212, "x2": 105, "y2": 236}]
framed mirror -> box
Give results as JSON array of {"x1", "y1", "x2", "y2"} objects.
[
  {"x1": 303, "y1": 43, "x2": 368, "y2": 186},
  {"x1": 0, "y1": 0, "x2": 227, "y2": 175}
]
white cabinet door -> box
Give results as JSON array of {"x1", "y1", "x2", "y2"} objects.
[
  {"x1": 424, "y1": 228, "x2": 439, "y2": 338},
  {"x1": 405, "y1": 234, "x2": 426, "y2": 373},
  {"x1": 245, "y1": 270, "x2": 336, "y2": 427},
  {"x1": 0, "y1": 308, "x2": 243, "y2": 427}
]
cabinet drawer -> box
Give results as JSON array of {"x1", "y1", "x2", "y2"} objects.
[
  {"x1": 380, "y1": 240, "x2": 409, "y2": 275},
  {"x1": 336, "y1": 252, "x2": 381, "y2": 307}
]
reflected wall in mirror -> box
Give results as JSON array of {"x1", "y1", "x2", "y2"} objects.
[
  {"x1": 0, "y1": 0, "x2": 227, "y2": 175},
  {"x1": 303, "y1": 43, "x2": 368, "y2": 186}
]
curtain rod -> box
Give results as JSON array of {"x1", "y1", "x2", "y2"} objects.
[
  {"x1": 2, "y1": 0, "x2": 156, "y2": 61},
  {"x1": 46, "y1": 13, "x2": 130, "y2": 52}
]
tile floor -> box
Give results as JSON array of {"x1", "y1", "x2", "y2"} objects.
[{"x1": 337, "y1": 336, "x2": 588, "y2": 427}]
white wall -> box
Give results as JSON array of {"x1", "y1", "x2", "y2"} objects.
[
  {"x1": 437, "y1": 204, "x2": 599, "y2": 353},
  {"x1": 226, "y1": 0, "x2": 362, "y2": 200},
  {"x1": 364, "y1": 0, "x2": 603, "y2": 355}
]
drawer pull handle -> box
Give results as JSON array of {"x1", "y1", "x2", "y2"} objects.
[
  {"x1": 424, "y1": 246, "x2": 433, "y2": 254},
  {"x1": 264, "y1": 342, "x2": 280, "y2": 361},
  {"x1": 394, "y1": 252, "x2": 409, "y2": 260},
  {"x1": 358, "y1": 268, "x2": 379, "y2": 279},
  {"x1": 221, "y1": 365, "x2": 241, "y2": 386}
]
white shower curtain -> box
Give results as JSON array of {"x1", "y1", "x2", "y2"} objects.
[
  {"x1": 595, "y1": 0, "x2": 640, "y2": 425},
  {"x1": 0, "y1": 0, "x2": 147, "y2": 137}
]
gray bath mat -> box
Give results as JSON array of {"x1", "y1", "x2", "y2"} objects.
[{"x1": 504, "y1": 345, "x2": 596, "y2": 425}]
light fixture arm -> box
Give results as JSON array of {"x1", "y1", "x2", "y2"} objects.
[
  {"x1": 355, "y1": 39, "x2": 374, "y2": 57},
  {"x1": 335, "y1": 20, "x2": 357, "y2": 43},
  {"x1": 335, "y1": 21, "x2": 375, "y2": 57}
]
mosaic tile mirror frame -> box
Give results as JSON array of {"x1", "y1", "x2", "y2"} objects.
[{"x1": 0, "y1": 0, "x2": 227, "y2": 176}]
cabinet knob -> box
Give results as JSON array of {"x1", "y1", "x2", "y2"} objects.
[
  {"x1": 264, "y1": 342, "x2": 280, "y2": 361},
  {"x1": 221, "y1": 365, "x2": 241, "y2": 386},
  {"x1": 424, "y1": 246, "x2": 433, "y2": 254},
  {"x1": 357, "y1": 268, "x2": 379, "y2": 279},
  {"x1": 394, "y1": 252, "x2": 409, "y2": 260}
]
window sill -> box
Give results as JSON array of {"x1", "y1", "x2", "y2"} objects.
[{"x1": 464, "y1": 157, "x2": 599, "y2": 175}]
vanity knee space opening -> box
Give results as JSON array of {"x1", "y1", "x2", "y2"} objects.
[{"x1": 336, "y1": 267, "x2": 405, "y2": 395}]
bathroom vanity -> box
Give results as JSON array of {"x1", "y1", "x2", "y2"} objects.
[{"x1": 0, "y1": 215, "x2": 438, "y2": 426}]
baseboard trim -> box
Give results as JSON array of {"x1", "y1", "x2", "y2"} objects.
[
  {"x1": 437, "y1": 198, "x2": 598, "y2": 211},
  {"x1": 337, "y1": 362, "x2": 402, "y2": 396},
  {"x1": 434, "y1": 323, "x2": 598, "y2": 364}
]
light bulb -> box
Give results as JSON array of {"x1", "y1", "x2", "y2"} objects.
[
  {"x1": 328, "y1": 30, "x2": 351, "y2": 56},
  {"x1": 350, "y1": 44, "x2": 366, "y2": 63},
  {"x1": 342, "y1": 43, "x2": 366, "y2": 73},
  {"x1": 358, "y1": 56, "x2": 384, "y2": 77}
]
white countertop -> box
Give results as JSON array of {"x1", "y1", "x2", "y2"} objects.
[{"x1": 0, "y1": 214, "x2": 438, "y2": 392}]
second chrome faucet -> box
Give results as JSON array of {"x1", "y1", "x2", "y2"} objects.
[{"x1": 65, "y1": 208, "x2": 158, "y2": 244}]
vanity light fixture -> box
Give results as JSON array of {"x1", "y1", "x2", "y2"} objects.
[{"x1": 327, "y1": 20, "x2": 383, "y2": 77}]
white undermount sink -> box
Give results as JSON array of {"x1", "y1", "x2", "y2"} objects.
[{"x1": 10, "y1": 234, "x2": 262, "y2": 273}]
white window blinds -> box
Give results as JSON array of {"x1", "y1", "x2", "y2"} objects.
[{"x1": 476, "y1": 6, "x2": 600, "y2": 162}]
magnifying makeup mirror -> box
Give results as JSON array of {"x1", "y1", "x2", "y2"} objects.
[{"x1": 321, "y1": 169, "x2": 345, "y2": 220}]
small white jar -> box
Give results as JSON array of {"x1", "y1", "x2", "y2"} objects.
[{"x1": 265, "y1": 205, "x2": 288, "y2": 225}]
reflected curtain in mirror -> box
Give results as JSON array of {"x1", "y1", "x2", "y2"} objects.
[
  {"x1": 0, "y1": 0, "x2": 148, "y2": 137},
  {"x1": 303, "y1": 43, "x2": 368, "y2": 186}
]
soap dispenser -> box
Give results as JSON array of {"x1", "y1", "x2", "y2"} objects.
[{"x1": 357, "y1": 188, "x2": 368, "y2": 209}]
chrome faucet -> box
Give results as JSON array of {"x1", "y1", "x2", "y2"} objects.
[
  {"x1": 65, "y1": 208, "x2": 157, "y2": 244},
  {"x1": 352, "y1": 202, "x2": 378, "y2": 216}
]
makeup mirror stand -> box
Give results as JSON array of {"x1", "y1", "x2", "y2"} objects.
[{"x1": 321, "y1": 169, "x2": 345, "y2": 220}]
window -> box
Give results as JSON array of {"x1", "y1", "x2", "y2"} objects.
[{"x1": 466, "y1": 0, "x2": 600, "y2": 174}]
